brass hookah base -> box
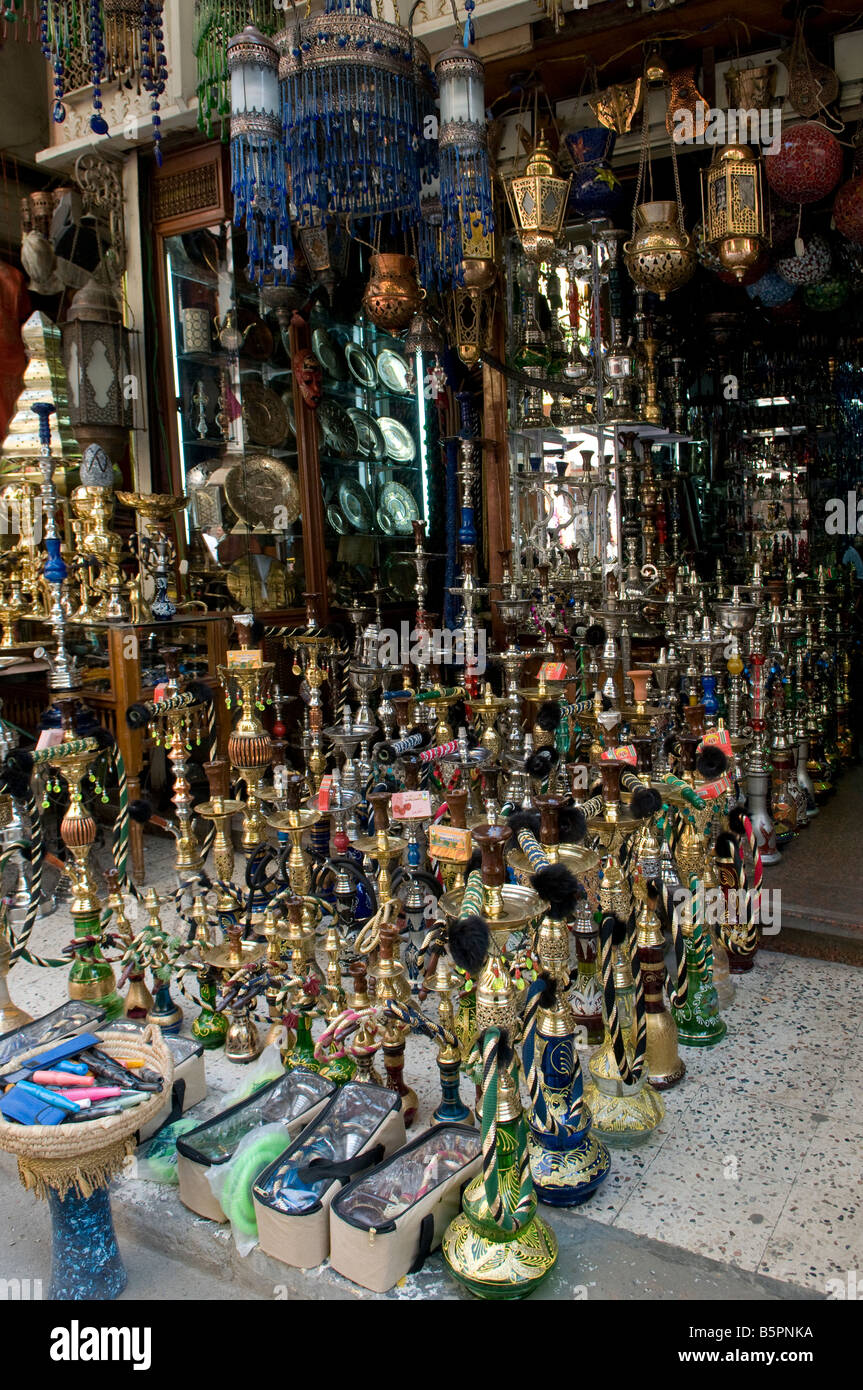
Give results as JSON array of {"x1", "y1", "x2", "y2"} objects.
[{"x1": 582, "y1": 1052, "x2": 665, "y2": 1146}]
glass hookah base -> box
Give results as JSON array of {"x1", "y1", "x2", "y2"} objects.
[
  {"x1": 441, "y1": 1211, "x2": 558, "y2": 1300},
  {"x1": 48, "y1": 1185, "x2": 127, "y2": 1301},
  {"x1": 581, "y1": 1079, "x2": 665, "y2": 1144},
  {"x1": 528, "y1": 1128, "x2": 611, "y2": 1206}
]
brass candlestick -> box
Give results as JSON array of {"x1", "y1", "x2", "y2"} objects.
[{"x1": 219, "y1": 614, "x2": 274, "y2": 852}]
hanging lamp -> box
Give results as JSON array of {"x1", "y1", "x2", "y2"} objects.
[
  {"x1": 194, "y1": 0, "x2": 278, "y2": 139},
  {"x1": 276, "y1": 0, "x2": 436, "y2": 243},
  {"x1": 227, "y1": 24, "x2": 290, "y2": 286},
  {"x1": 435, "y1": 39, "x2": 495, "y2": 288},
  {"x1": 623, "y1": 57, "x2": 695, "y2": 299},
  {"x1": 503, "y1": 130, "x2": 571, "y2": 264}
]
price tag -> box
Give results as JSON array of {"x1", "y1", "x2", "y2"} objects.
[
  {"x1": 36, "y1": 728, "x2": 64, "y2": 750},
  {"x1": 697, "y1": 774, "x2": 732, "y2": 801},
  {"x1": 227, "y1": 648, "x2": 262, "y2": 668},
  {"x1": 539, "y1": 662, "x2": 567, "y2": 683},
  {"x1": 601, "y1": 743, "x2": 638, "y2": 766},
  {"x1": 391, "y1": 790, "x2": 433, "y2": 820},
  {"x1": 701, "y1": 728, "x2": 733, "y2": 757},
  {"x1": 153, "y1": 681, "x2": 169, "y2": 703},
  {"x1": 317, "y1": 775, "x2": 333, "y2": 812},
  {"x1": 428, "y1": 824, "x2": 473, "y2": 862}
]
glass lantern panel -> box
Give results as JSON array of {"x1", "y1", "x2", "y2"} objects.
[{"x1": 85, "y1": 337, "x2": 115, "y2": 411}]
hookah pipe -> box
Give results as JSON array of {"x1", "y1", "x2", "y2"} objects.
[{"x1": 598, "y1": 911, "x2": 648, "y2": 1088}]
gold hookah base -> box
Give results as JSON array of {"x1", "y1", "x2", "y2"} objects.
[
  {"x1": 582, "y1": 1072, "x2": 665, "y2": 1145},
  {"x1": 442, "y1": 1194, "x2": 558, "y2": 1300},
  {"x1": 645, "y1": 1010, "x2": 687, "y2": 1090},
  {"x1": 528, "y1": 1123, "x2": 611, "y2": 1206}
]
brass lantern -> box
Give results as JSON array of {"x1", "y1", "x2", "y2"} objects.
[
  {"x1": 701, "y1": 143, "x2": 767, "y2": 281},
  {"x1": 460, "y1": 204, "x2": 497, "y2": 295},
  {"x1": 503, "y1": 135, "x2": 571, "y2": 263}
]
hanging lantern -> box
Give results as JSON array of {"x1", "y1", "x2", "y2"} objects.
[
  {"x1": 746, "y1": 270, "x2": 796, "y2": 308},
  {"x1": 297, "y1": 217, "x2": 350, "y2": 305},
  {"x1": 448, "y1": 287, "x2": 493, "y2": 367},
  {"x1": 227, "y1": 25, "x2": 289, "y2": 287},
  {"x1": 436, "y1": 44, "x2": 495, "y2": 288},
  {"x1": 764, "y1": 121, "x2": 843, "y2": 205},
  {"x1": 61, "y1": 280, "x2": 133, "y2": 459},
  {"x1": 701, "y1": 144, "x2": 768, "y2": 281},
  {"x1": 194, "y1": 1, "x2": 278, "y2": 138},
  {"x1": 503, "y1": 135, "x2": 571, "y2": 264},
  {"x1": 277, "y1": 0, "x2": 436, "y2": 242},
  {"x1": 624, "y1": 202, "x2": 695, "y2": 299},
  {"x1": 405, "y1": 308, "x2": 444, "y2": 360}
]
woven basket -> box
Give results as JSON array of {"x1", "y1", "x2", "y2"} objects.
[{"x1": 0, "y1": 1026, "x2": 174, "y2": 1199}]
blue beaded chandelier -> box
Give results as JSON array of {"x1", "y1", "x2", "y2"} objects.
[
  {"x1": 40, "y1": 0, "x2": 167, "y2": 158},
  {"x1": 275, "y1": 0, "x2": 437, "y2": 240}
]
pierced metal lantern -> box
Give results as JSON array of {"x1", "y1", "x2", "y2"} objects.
[
  {"x1": 701, "y1": 144, "x2": 767, "y2": 282},
  {"x1": 624, "y1": 201, "x2": 696, "y2": 299},
  {"x1": 61, "y1": 280, "x2": 133, "y2": 459},
  {"x1": 503, "y1": 135, "x2": 571, "y2": 264}
]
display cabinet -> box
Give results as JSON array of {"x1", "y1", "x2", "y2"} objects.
[{"x1": 151, "y1": 144, "x2": 438, "y2": 629}]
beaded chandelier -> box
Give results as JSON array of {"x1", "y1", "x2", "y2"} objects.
[
  {"x1": 194, "y1": 0, "x2": 278, "y2": 138},
  {"x1": 275, "y1": 0, "x2": 437, "y2": 239}
]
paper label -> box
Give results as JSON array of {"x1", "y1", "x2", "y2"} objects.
[
  {"x1": 428, "y1": 824, "x2": 473, "y2": 862},
  {"x1": 701, "y1": 727, "x2": 733, "y2": 757},
  {"x1": 697, "y1": 774, "x2": 732, "y2": 800},
  {"x1": 36, "y1": 728, "x2": 64, "y2": 750},
  {"x1": 391, "y1": 790, "x2": 433, "y2": 820},
  {"x1": 601, "y1": 744, "x2": 638, "y2": 766},
  {"x1": 539, "y1": 662, "x2": 567, "y2": 683},
  {"x1": 227, "y1": 649, "x2": 262, "y2": 668}
]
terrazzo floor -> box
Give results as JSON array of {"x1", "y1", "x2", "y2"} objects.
[{"x1": 4, "y1": 827, "x2": 863, "y2": 1299}]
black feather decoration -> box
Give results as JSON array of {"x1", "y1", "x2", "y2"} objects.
[
  {"x1": 2, "y1": 752, "x2": 34, "y2": 799},
  {"x1": 129, "y1": 799, "x2": 153, "y2": 824},
  {"x1": 584, "y1": 624, "x2": 606, "y2": 647},
  {"x1": 249, "y1": 620, "x2": 265, "y2": 645},
  {"x1": 188, "y1": 681, "x2": 215, "y2": 707},
  {"x1": 728, "y1": 806, "x2": 747, "y2": 836},
  {"x1": 631, "y1": 786, "x2": 662, "y2": 817},
  {"x1": 507, "y1": 808, "x2": 541, "y2": 840},
  {"x1": 715, "y1": 831, "x2": 739, "y2": 860},
  {"x1": 448, "y1": 915, "x2": 489, "y2": 973},
  {"x1": 126, "y1": 703, "x2": 150, "y2": 730},
  {"x1": 532, "y1": 862, "x2": 580, "y2": 919},
  {"x1": 91, "y1": 725, "x2": 115, "y2": 751},
  {"x1": 605, "y1": 913, "x2": 630, "y2": 946},
  {"x1": 536, "y1": 700, "x2": 561, "y2": 732},
  {"x1": 525, "y1": 747, "x2": 558, "y2": 778},
  {"x1": 696, "y1": 745, "x2": 729, "y2": 780},
  {"x1": 558, "y1": 804, "x2": 587, "y2": 844},
  {"x1": 664, "y1": 733, "x2": 681, "y2": 757}
]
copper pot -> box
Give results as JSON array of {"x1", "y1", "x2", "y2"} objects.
[{"x1": 362, "y1": 253, "x2": 422, "y2": 332}]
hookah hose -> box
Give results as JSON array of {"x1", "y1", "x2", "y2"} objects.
[
  {"x1": 459, "y1": 868, "x2": 485, "y2": 918},
  {"x1": 655, "y1": 880, "x2": 689, "y2": 1010},
  {"x1": 515, "y1": 827, "x2": 549, "y2": 871},
  {"x1": 598, "y1": 912, "x2": 648, "y2": 1087},
  {"x1": 477, "y1": 1028, "x2": 534, "y2": 1233}
]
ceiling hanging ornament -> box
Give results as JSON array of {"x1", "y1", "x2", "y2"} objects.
[
  {"x1": 194, "y1": 0, "x2": 278, "y2": 139},
  {"x1": 276, "y1": 0, "x2": 436, "y2": 244},
  {"x1": 435, "y1": 34, "x2": 495, "y2": 289},
  {"x1": 665, "y1": 66, "x2": 709, "y2": 140},
  {"x1": 503, "y1": 124, "x2": 571, "y2": 264},
  {"x1": 40, "y1": 0, "x2": 167, "y2": 155},
  {"x1": 624, "y1": 63, "x2": 695, "y2": 300},
  {"x1": 778, "y1": 18, "x2": 839, "y2": 119},
  {"x1": 700, "y1": 143, "x2": 768, "y2": 282},
  {"x1": 764, "y1": 121, "x2": 843, "y2": 205},
  {"x1": 833, "y1": 130, "x2": 863, "y2": 246},
  {"x1": 227, "y1": 24, "x2": 289, "y2": 287},
  {"x1": 588, "y1": 78, "x2": 643, "y2": 135}
]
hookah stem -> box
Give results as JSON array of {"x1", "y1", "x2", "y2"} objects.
[
  {"x1": 520, "y1": 977, "x2": 559, "y2": 1136},
  {"x1": 627, "y1": 914, "x2": 648, "y2": 1081},
  {"x1": 479, "y1": 1028, "x2": 533, "y2": 1233}
]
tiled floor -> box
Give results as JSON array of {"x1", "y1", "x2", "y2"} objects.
[{"x1": 5, "y1": 831, "x2": 863, "y2": 1298}]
